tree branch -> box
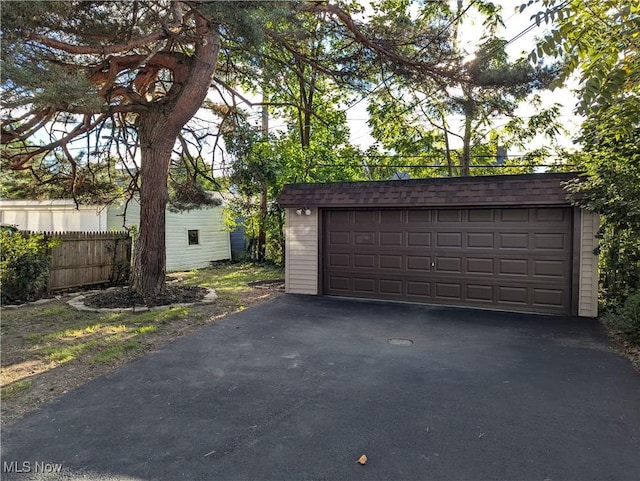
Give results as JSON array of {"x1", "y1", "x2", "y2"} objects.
[
  {"x1": 4, "y1": 113, "x2": 108, "y2": 169},
  {"x1": 28, "y1": 30, "x2": 167, "y2": 55},
  {"x1": 299, "y1": 2, "x2": 459, "y2": 82}
]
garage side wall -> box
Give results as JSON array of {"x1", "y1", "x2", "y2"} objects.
[
  {"x1": 285, "y1": 208, "x2": 318, "y2": 295},
  {"x1": 578, "y1": 211, "x2": 600, "y2": 317}
]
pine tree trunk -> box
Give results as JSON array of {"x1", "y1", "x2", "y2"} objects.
[
  {"x1": 129, "y1": 14, "x2": 220, "y2": 300},
  {"x1": 130, "y1": 111, "x2": 174, "y2": 299}
]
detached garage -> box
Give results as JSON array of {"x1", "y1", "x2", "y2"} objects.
[{"x1": 279, "y1": 173, "x2": 599, "y2": 317}]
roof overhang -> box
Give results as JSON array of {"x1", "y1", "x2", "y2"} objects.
[{"x1": 279, "y1": 173, "x2": 578, "y2": 209}]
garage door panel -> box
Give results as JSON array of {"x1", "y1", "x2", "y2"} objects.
[
  {"x1": 323, "y1": 207, "x2": 572, "y2": 315},
  {"x1": 466, "y1": 284, "x2": 494, "y2": 302},
  {"x1": 354, "y1": 254, "x2": 375, "y2": 268},
  {"x1": 353, "y1": 277, "x2": 375, "y2": 293},
  {"x1": 436, "y1": 257, "x2": 462, "y2": 273},
  {"x1": 407, "y1": 281, "x2": 430, "y2": 297},
  {"x1": 534, "y1": 232, "x2": 568, "y2": 250},
  {"x1": 501, "y1": 209, "x2": 529, "y2": 222},
  {"x1": 407, "y1": 255, "x2": 431, "y2": 270},
  {"x1": 534, "y1": 208, "x2": 569, "y2": 223},
  {"x1": 380, "y1": 232, "x2": 403, "y2": 246},
  {"x1": 468, "y1": 232, "x2": 495, "y2": 248},
  {"x1": 355, "y1": 210, "x2": 377, "y2": 225},
  {"x1": 380, "y1": 279, "x2": 403, "y2": 295},
  {"x1": 380, "y1": 210, "x2": 404, "y2": 224},
  {"x1": 497, "y1": 286, "x2": 529, "y2": 305},
  {"x1": 533, "y1": 288, "x2": 565, "y2": 308},
  {"x1": 467, "y1": 257, "x2": 494, "y2": 274},
  {"x1": 435, "y1": 283, "x2": 462, "y2": 300},
  {"x1": 327, "y1": 211, "x2": 351, "y2": 224},
  {"x1": 328, "y1": 276, "x2": 350, "y2": 292},
  {"x1": 329, "y1": 253, "x2": 350, "y2": 268},
  {"x1": 380, "y1": 255, "x2": 402, "y2": 269},
  {"x1": 498, "y1": 258, "x2": 528, "y2": 276},
  {"x1": 533, "y1": 259, "x2": 567, "y2": 278},
  {"x1": 354, "y1": 232, "x2": 375, "y2": 245},
  {"x1": 437, "y1": 210, "x2": 462, "y2": 223},
  {"x1": 407, "y1": 210, "x2": 431, "y2": 223},
  {"x1": 407, "y1": 232, "x2": 431, "y2": 247},
  {"x1": 499, "y1": 232, "x2": 529, "y2": 249},
  {"x1": 329, "y1": 231, "x2": 350, "y2": 245},
  {"x1": 468, "y1": 209, "x2": 495, "y2": 222},
  {"x1": 436, "y1": 232, "x2": 462, "y2": 248}
]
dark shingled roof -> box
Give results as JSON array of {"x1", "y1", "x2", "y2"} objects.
[{"x1": 279, "y1": 173, "x2": 577, "y2": 208}]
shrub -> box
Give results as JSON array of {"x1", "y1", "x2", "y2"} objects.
[
  {"x1": 603, "y1": 291, "x2": 640, "y2": 344},
  {"x1": 0, "y1": 231, "x2": 58, "y2": 304}
]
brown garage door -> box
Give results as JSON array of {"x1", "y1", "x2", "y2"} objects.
[{"x1": 323, "y1": 208, "x2": 573, "y2": 315}]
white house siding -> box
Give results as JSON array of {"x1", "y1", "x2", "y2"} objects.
[
  {"x1": 106, "y1": 199, "x2": 141, "y2": 230},
  {"x1": 578, "y1": 211, "x2": 600, "y2": 317},
  {"x1": 285, "y1": 208, "x2": 318, "y2": 295},
  {"x1": 107, "y1": 199, "x2": 230, "y2": 272},
  {"x1": 0, "y1": 199, "x2": 107, "y2": 232},
  {"x1": 165, "y1": 206, "x2": 230, "y2": 271}
]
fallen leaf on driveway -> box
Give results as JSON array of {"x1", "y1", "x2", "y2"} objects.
[{"x1": 357, "y1": 454, "x2": 368, "y2": 465}]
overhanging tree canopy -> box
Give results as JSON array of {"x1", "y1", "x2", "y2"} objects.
[{"x1": 1, "y1": 0, "x2": 464, "y2": 299}]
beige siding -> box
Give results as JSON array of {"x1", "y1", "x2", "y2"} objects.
[
  {"x1": 285, "y1": 208, "x2": 318, "y2": 295},
  {"x1": 107, "y1": 200, "x2": 231, "y2": 272},
  {"x1": 578, "y1": 211, "x2": 600, "y2": 317}
]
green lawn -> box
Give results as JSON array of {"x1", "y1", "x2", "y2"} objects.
[{"x1": 1, "y1": 262, "x2": 284, "y2": 421}]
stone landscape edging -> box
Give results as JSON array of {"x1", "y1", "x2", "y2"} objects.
[{"x1": 67, "y1": 287, "x2": 218, "y2": 313}]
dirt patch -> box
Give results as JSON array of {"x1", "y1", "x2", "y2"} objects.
[
  {"x1": 248, "y1": 279, "x2": 285, "y2": 291},
  {"x1": 83, "y1": 285, "x2": 208, "y2": 308},
  {"x1": 605, "y1": 329, "x2": 640, "y2": 372}
]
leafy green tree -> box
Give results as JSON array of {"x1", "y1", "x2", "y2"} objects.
[
  {"x1": 1, "y1": 1, "x2": 256, "y2": 299},
  {"x1": 524, "y1": 0, "x2": 640, "y2": 307},
  {"x1": 365, "y1": 1, "x2": 563, "y2": 176},
  {"x1": 1, "y1": 231, "x2": 59, "y2": 304},
  {"x1": 524, "y1": 0, "x2": 639, "y2": 115},
  {"x1": 564, "y1": 100, "x2": 640, "y2": 307},
  {"x1": 2, "y1": 0, "x2": 464, "y2": 298},
  {"x1": 223, "y1": 98, "x2": 367, "y2": 264}
]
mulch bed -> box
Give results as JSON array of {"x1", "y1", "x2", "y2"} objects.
[{"x1": 83, "y1": 285, "x2": 208, "y2": 308}]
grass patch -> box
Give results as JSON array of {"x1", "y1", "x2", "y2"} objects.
[
  {"x1": 135, "y1": 325, "x2": 157, "y2": 335},
  {"x1": 4, "y1": 263, "x2": 283, "y2": 369},
  {"x1": 130, "y1": 306, "x2": 194, "y2": 324},
  {"x1": 42, "y1": 340, "x2": 100, "y2": 364},
  {"x1": 91, "y1": 339, "x2": 144, "y2": 364},
  {"x1": 176, "y1": 262, "x2": 283, "y2": 297},
  {"x1": 1, "y1": 262, "x2": 284, "y2": 422},
  {"x1": 1, "y1": 380, "x2": 33, "y2": 400}
]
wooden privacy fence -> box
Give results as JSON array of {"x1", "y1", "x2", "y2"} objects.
[{"x1": 35, "y1": 231, "x2": 132, "y2": 291}]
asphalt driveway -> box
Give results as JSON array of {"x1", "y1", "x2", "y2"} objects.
[{"x1": 2, "y1": 295, "x2": 639, "y2": 481}]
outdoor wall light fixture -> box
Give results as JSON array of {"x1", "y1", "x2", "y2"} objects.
[{"x1": 295, "y1": 207, "x2": 312, "y2": 216}]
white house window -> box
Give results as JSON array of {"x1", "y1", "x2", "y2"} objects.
[{"x1": 188, "y1": 229, "x2": 199, "y2": 245}]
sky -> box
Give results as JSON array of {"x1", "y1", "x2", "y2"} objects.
[{"x1": 344, "y1": 0, "x2": 583, "y2": 152}]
